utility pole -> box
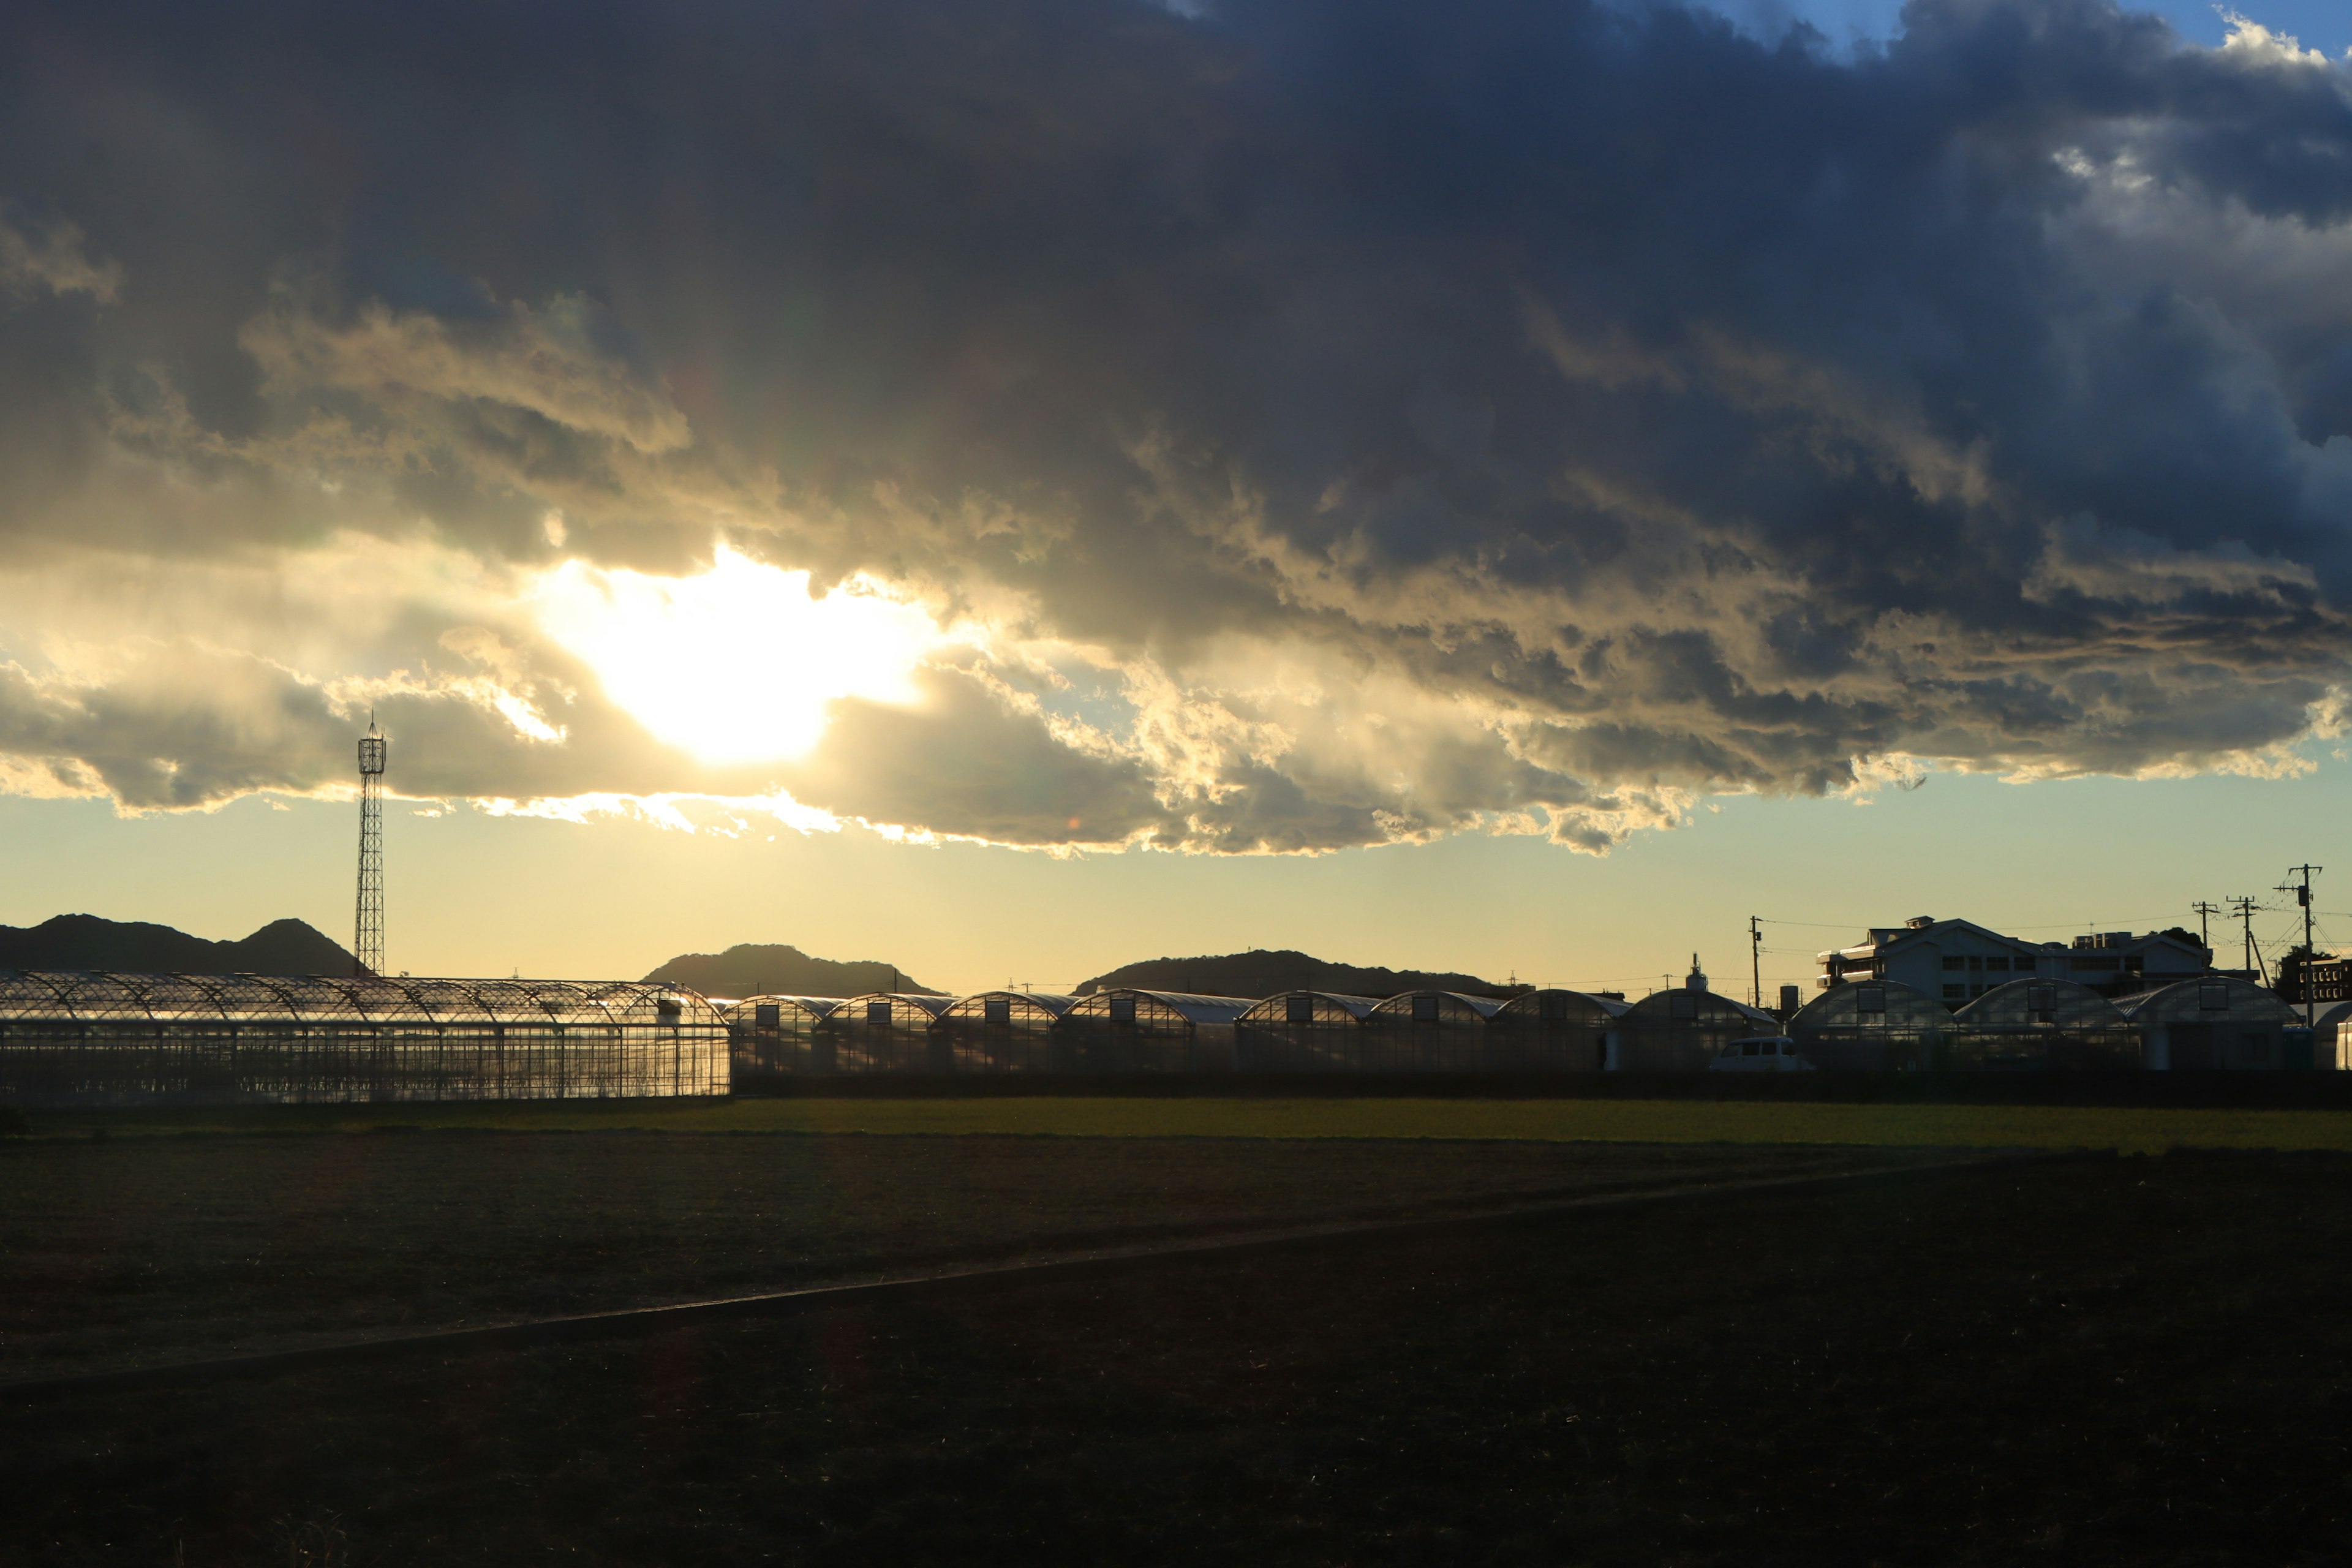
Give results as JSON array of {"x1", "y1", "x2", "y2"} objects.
[
  {"x1": 2281, "y1": 865, "x2": 2323, "y2": 1024},
  {"x1": 2192, "y1": 900, "x2": 2221, "y2": 956},
  {"x1": 1749, "y1": 916, "x2": 1763, "y2": 1010},
  {"x1": 2230, "y1": 896, "x2": 2267, "y2": 986}
]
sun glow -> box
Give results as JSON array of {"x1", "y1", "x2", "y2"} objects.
[{"x1": 534, "y1": 546, "x2": 943, "y2": 764}]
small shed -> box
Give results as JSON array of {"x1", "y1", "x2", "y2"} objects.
[
  {"x1": 1487, "y1": 989, "x2": 1626, "y2": 1073},
  {"x1": 2119, "y1": 977, "x2": 2299, "y2": 1070},
  {"x1": 1616, "y1": 987, "x2": 1777, "y2": 1071},
  {"x1": 1360, "y1": 992, "x2": 1504, "y2": 1072},
  {"x1": 1233, "y1": 992, "x2": 1378, "y2": 1072},
  {"x1": 1787, "y1": 981, "x2": 1951, "y2": 1071},
  {"x1": 813, "y1": 993, "x2": 954, "y2": 1074},
  {"x1": 1058, "y1": 990, "x2": 1253, "y2": 1072},
  {"x1": 724, "y1": 995, "x2": 844, "y2": 1077},
  {"x1": 1949, "y1": 979, "x2": 2136, "y2": 1069},
  {"x1": 930, "y1": 991, "x2": 1074, "y2": 1073}
]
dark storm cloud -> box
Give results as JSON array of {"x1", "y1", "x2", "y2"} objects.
[{"x1": 1, "y1": 0, "x2": 2350, "y2": 846}]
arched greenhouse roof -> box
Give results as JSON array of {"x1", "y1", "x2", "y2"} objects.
[
  {"x1": 0, "y1": 971, "x2": 723, "y2": 1028},
  {"x1": 938, "y1": 991, "x2": 1077, "y2": 1022},
  {"x1": 1491, "y1": 989, "x2": 1629, "y2": 1023},
  {"x1": 1788, "y1": 979, "x2": 1952, "y2": 1032},
  {"x1": 2116, "y1": 976, "x2": 2297, "y2": 1025},
  {"x1": 723, "y1": 995, "x2": 846, "y2": 1024},
  {"x1": 1366, "y1": 991, "x2": 1503, "y2": 1021},
  {"x1": 1235, "y1": 992, "x2": 1379, "y2": 1024},
  {"x1": 1066, "y1": 989, "x2": 1257, "y2": 1025},
  {"x1": 1952, "y1": 977, "x2": 2127, "y2": 1029},
  {"x1": 826, "y1": 993, "x2": 955, "y2": 1027},
  {"x1": 1619, "y1": 988, "x2": 1776, "y2": 1030}
]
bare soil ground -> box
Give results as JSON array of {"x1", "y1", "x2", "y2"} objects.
[
  {"x1": 0, "y1": 1128, "x2": 1880, "y2": 1381},
  {"x1": 6, "y1": 1145, "x2": 2351, "y2": 1564}
]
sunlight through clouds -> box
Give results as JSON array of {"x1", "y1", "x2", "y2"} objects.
[{"x1": 533, "y1": 548, "x2": 944, "y2": 766}]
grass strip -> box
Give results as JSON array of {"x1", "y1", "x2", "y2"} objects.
[{"x1": 26, "y1": 1095, "x2": 2352, "y2": 1151}]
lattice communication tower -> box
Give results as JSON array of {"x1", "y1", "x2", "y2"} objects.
[{"x1": 355, "y1": 719, "x2": 387, "y2": 978}]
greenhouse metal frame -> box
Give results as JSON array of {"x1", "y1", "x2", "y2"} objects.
[
  {"x1": 1060, "y1": 990, "x2": 1251, "y2": 1072},
  {"x1": 2119, "y1": 976, "x2": 2301, "y2": 1070},
  {"x1": 1787, "y1": 980, "x2": 1951, "y2": 1071},
  {"x1": 1948, "y1": 978, "x2": 2138, "y2": 1069},
  {"x1": 0, "y1": 971, "x2": 728, "y2": 1105},
  {"x1": 1360, "y1": 991, "x2": 1503, "y2": 1072},
  {"x1": 1616, "y1": 987, "x2": 1778, "y2": 1071},
  {"x1": 1234, "y1": 992, "x2": 1377, "y2": 1072},
  {"x1": 723, "y1": 995, "x2": 844, "y2": 1077},
  {"x1": 931, "y1": 991, "x2": 1076, "y2": 1073},
  {"x1": 1487, "y1": 989, "x2": 1624, "y2": 1072},
  {"x1": 814, "y1": 993, "x2": 956, "y2": 1074}
]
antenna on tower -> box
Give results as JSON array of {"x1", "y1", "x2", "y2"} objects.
[{"x1": 355, "y1": 713, "x2": 387, "y2": 979}]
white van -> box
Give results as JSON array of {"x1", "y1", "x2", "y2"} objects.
[{"x1": 1709, "y1": 1036, "x2": 1813, "y2": 1072}]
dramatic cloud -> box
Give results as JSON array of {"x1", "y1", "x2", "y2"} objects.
[{"x1": 1, "y1": 0, "x2": 2350, "y2": 851}]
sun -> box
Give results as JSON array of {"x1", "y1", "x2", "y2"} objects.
[{"x1": 533, "y1": 546, "x2": 943, "y2": 764}]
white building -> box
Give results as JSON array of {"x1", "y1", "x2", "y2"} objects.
[{"x1": 1817, "y1": 917, "x2": 2211, "y2": 1005}]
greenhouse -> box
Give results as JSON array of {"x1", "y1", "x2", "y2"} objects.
[
  {"x1": 2315, "y1": 1000, "x2": 2352, "y2": 1069},
  {"x1": 1948, "y1": 978, "x2": 2137, "y2": 1069},
  {"x1": 1233, "y1": 992, "x2": 1377, "y2": 1072},
  {"x1": 0, "y1": 971, "x2": 728, "y2": 1105},
  {"x1": 1359, "y1": 992, "x2": 1504, "y2": 1072},
  {"x1": 723, "y1": 995, "x2": 843, "y2": 1077},
  {"x1": 1616, "y1": 986, "x2": 1777, "y2": 1071},
  {"x1": 1059, "y1": 990, "x2": 1252, "y2": 1072},
  {"x1": 2119, "y1": 977, "x2": 2301, "y2": 1070},
  {"x1": 814, "y1": 993, "x2": 956, "y2": 1074},
  {"x1": 1787, "y1": 981, "x2": 1951, "y2": 1071},
  {"x1": 931, "y1": 991, "x2": 1075, "y2": 1073},
  {"x1": 1486, "y1": 989, "x2": 1625, "y2": 1072}
]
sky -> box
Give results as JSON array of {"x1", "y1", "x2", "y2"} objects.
[{"x1": 3, "y1": 0, "x2": 2352, "y2": 997}]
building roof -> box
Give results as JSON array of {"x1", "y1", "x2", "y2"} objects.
[
  {"x1": 1065, "y1": 989, "x2": 1258, "y2": 1025},
  {"x1": 1787, "y1": 979, "x2": 1953, "y2": 1031},
  {"x1": 826, "y1": 992, "x2": 956, "y2": 1022},
  {"x1": 1618, "y1": 989, "x2": 1776, "y2": 1029},
  {"x1": 937, "y1": 991, "x2": 1078, "y2": 1020},
  {"x1": 1490, "y1": 988, "x2": 1631, "y2": 1022},
  {"x1": 1234, "y1": 991, "x2": 1381, "y2": 1022},
  {"x1": 1366, "y1": 991, "x2": 1503, "y2": 1020},
  {"x1": 723, "y1": 995, "x2": 846, "y2": 1022},
  {"x1": 1951, "y1": 976, "x2": 2127, "y2": 1028},
  {"x1": 0, "y1": 971, "x2": 725, "y2": 1028},
  {"x1": 2115, "y1": 976, "x2": 2297, "y2": 1025}
]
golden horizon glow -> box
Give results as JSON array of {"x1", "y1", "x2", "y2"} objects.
[{"x1": 533, "y1": 546, "x2": 943, "y2": 765}]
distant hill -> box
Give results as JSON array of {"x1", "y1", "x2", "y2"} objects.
[
  {"x1": 0, "y1": 914, "x2": 360, "y2": 976},
  {"x1": 641, "y1": 943, "x2": 941, "y2": 1000},
  {"x1": 1076, "y1": 949, "x2": 1521, "y2": 1000}
]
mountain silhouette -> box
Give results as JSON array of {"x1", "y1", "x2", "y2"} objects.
[
  {"x1": 0, "y1": 914, "x2": 361, "y2": 976},
  {"x1": 641, "y1": 943, "x2": 941, "y2": 1000},
  {"x1": 1076, "y1": 949, "x2": 1520, "y2": 1000}
]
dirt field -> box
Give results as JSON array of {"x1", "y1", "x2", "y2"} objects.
[
  {"x1": 0, "y1": 1129, "x2": 1882, "y2": 1382},
  {"x1": 7, "y1": 1142, "x2": 2352, "y2": 1564}
]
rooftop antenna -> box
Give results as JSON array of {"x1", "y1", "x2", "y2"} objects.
[{"x1": 355, "y1": 713, "x2": 387, "y2": 979}]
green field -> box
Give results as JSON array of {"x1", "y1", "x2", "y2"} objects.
[{"x1": 29, "y1": 1093, "x2": 2352, "y2": 1152}]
